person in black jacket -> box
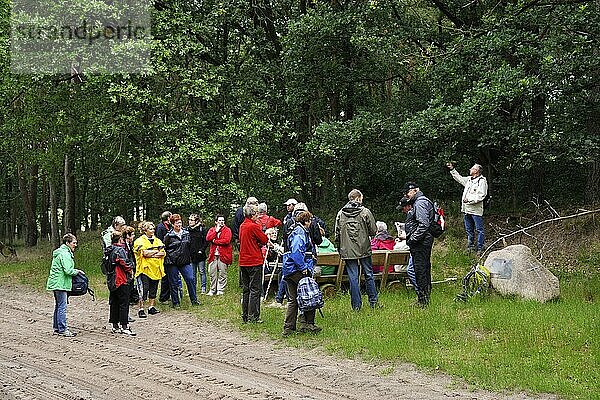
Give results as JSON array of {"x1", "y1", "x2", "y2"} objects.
[
  {"x1": 188, "y1": 214, "x2": 208, "y2": 294},
  {"x1": 403, "y1": 182, "x2": 435, "y2": 307},
  {"x1": 156, "y1": 211, "x2": 173, "y2": 303},
  {"x1": 163, "y1": 214, "x2": 199, "y2": 307}
]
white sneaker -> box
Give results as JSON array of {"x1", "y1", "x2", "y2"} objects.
[
  {"x1": 216, "y1": 291, "x2": 224, "y2": 296},
  {"x1": 206, "y1": 291, "x2": 215, "y2": 296},
  {"x1": 121, "y1": 328, "x2": 137, "y2": 337}
]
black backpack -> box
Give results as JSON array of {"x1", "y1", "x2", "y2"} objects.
[
  {"x1": 68, "y1": 272, "x2": 95, "y2": 301},
  {"x1": 101, "y1": 245, "x2": 113, "y2": 275}
]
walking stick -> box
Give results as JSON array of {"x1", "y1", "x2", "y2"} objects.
[{"x1": 263, "y1": 256, "x2": 279, "y2": 303}]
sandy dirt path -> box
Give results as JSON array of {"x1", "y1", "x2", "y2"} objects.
[{"x1": 0, "y1": 284, "x2": 555, "y2": 400}]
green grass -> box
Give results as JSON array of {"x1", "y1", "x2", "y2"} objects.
[{"x1": 2, "y1": 231, "x2": 599, "y2": 399}]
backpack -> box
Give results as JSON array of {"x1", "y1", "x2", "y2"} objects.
[
  {"x1": 68, "y1": 272, "x2": 95, "y2": 301},
  {"x1": 101, "y1": 245, "x2": 113, "y2": 275},
  {"x1": 429, "y1": 202, "x2": 446, "y2": 238},
  {"x1": 297, "y1": 276, "x2": 324, "y2": 316}
]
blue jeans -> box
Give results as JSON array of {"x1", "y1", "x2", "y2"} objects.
[
  {"x1": 464, "y1": 214, "x2": 485, "y2": 251},
  {"x1": 406, "y1": 256, "x2": 419, "y2": 294},
  {"x1": 192, "y1": 261, "x2": 207, "y2": 292},
  {"x1": 53, "y1": 290, "x2": 68, "y2": 333},
  {"x1": 275, "y1": 272, "x2": 288, "y2": 303},
  {"x1": 166, "y1": 264, "x2": 197, "y2": 305},
  {"x1": 345, "y1": 256, "x2": 378, "y2": 310}
]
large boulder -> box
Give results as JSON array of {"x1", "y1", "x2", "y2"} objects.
[{"x1": 484, "y1": 244, "x2": 560, "y2": 302}]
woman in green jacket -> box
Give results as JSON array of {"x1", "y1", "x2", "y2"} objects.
[{"x1": 46, "y1": 233, "x2": 83, "y2": 337}]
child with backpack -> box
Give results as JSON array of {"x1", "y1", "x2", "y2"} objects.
[{"x1": 281, "y1": 210, "x2": 322, "y2": 336}]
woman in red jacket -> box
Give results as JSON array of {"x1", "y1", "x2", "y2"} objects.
[
  {"x1": 205, "y1": 215, "x2": 233, "y2": 296},
  {"x1": 239, "y1": 204, "x2": 268, "y2": 323}
]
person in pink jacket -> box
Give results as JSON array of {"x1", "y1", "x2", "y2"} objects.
[{"x1": 370, "y1": 221, "x2": 395, "y2": 273}]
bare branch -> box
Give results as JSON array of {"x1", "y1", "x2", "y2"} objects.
[{"x1": 479, "y1": 208, "x2": 600, "y2": 260}]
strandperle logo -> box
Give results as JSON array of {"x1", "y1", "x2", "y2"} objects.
[
  {"x1": 10, "y1": 0, "x2": 152, "y2": 74},
  {"x1": 14, "y1": 20, "x2": 148, "y2": 45}
]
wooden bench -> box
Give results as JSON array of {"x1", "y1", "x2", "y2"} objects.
[{"x1": 263, "y1": 250, "x2": 410, "y2": 298}]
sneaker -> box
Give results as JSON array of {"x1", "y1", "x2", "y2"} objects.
[
  {"x1": 58, "y1": 330, "x2": 77, "y2": 337},
  {"x1": 201, "y1": 289, "x2": 207, "y2": 294},
  {"x1": 138, "y1": 309, "x2": 147, "y2": 318},
  {"x1": 111, "y1": 326, "x2": 122, "y2": 334},
  {"x1": 191, "y1": 301, "x2": 200, "y2": 306},
  {"x1": 206, "y1": 291, "x2": 215, "y2": 296},
  {"x1": 282, "y1": 329, "x2": 295, "y2": 336},
  {"x1": 121, "y1": 328, "x2": 137, "y2": 337},
  {"x1": 216, "y1": 291, "x2": 224, "y2": 296},
  {"x1": 148, "y1": 307, "x2": 160, "y2": 315},
  {"x1": 128, "y1": 316, "x2": 135, "y2": 323}
]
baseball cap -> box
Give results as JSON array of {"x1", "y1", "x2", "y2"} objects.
[
  {"x1": 402, "y1": 182, "x2": 419, "y2": 194},
  {"x1": 284, "y1": 198, "x2": 298, "y2": 206},
  {"x1": 396, "y1": 196, "x2": 413, "y2": 210}
]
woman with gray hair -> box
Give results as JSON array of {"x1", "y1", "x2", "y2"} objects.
[
  {"x1": 238, "y1": 204, "x2": 269, "y2": 323},
  {"x1": 370, "y1": 221, "x2": 395, "y2": 273}
]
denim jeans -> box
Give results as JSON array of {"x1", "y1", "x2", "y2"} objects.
[
  {"x1": 166, "y1": 263, "x2": 197, "y2": 305},
  {"x1": 464, "y1": 213, "x2": 485, "y2": 251},
  {"x1": 192, "y1": 261, "x2": 207, "y2": 292},
  {"x1": 405, "y1": 256, "x2": 419, "y2": 295},
  {"x1": 275, "y1": 271, "x2": 288, "y2": 303},
  {"x1": 53, "y1": 290, "x2": 68, "y2": 333},
  {"x1": 345, "y1": 256, "x2": 378, "y2": 310}
]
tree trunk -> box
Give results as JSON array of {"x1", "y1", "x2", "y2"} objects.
[
  {"x1": 586, "y1": 160, "x2": 600, "y2": 204},
  {"x1": 63, "y1": 153, "x2": 77, "y2": 234},
  {"x1": 49, "y1": 177, "x2": 60, "y2": 249},
  {"x1": 17, "y1": 163, "x2": 39, "y2": 247},
  {"x1": 40, "y1": 177, "x2": 50, "y2": 240}
]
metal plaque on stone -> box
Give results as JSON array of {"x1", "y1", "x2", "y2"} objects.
[{"x1": 490, "y1": 258, "x2": 512, "y2": 279}]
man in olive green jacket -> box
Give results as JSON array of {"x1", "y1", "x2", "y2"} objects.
[
  {"x1": 335, "y1": 189, "x2": 378, "y2": 310},
  {"x1": 46, "y1": 233, "x2": 83, "y2": 337}
]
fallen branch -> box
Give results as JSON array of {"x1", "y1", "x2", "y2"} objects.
[{"x1": 479, "y1": 208, "x2": 600, "y2": 260}]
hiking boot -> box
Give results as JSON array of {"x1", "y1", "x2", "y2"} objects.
[
  {"x1": 282, "y1": 329, "x2": 295, "y2": 336},
  {"x1": 148, "y1": 307, "x2": 160, "y2": 315},
  {"x1": 299, "y1": 323, "x2": 321, "y2": 333},
  {"x1": 138, "y1": 309, "x2": 147, "y2": 318},
  {"x1": 121, "y1": 328, "x2": 137, "y2": 337},
  {"x1": 58, "y1": 330, "x2": 77, "y2": 337}
]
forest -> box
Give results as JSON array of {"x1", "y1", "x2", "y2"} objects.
[{"x1": 1, "y1": 0, "x2": 599, "y2": 247}]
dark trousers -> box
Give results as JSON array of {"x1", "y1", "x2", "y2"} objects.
[
  {"x1": 284, "y1": 271, "x2": 315, "y2": 331},
  {"x1": 241, "y1": 265, "x2": 262, "y2": 322},
  {"x1": 158, "y1": 275, "x2": 171, "y2": 302},
  {"x1": 109, "y1": 284, "x2": 131, "y2": 328},
  {"x1": 409, "y1": 236, "x2": 433, "y2": 305}
]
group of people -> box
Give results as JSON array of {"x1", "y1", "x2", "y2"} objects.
[{"x1": 46, "y1": 163, "x2": 488, "y2": 336}]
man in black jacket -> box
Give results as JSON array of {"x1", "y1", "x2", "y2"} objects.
[{"x1": 403, "y1": 182, "x2": 435, "y2": 307}]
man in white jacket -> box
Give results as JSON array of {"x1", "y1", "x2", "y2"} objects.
[{"x1": 447, "y1": 163, "x2": 488, "y2": 253}]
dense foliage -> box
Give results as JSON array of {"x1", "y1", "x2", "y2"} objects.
[{"x1": 1, "y1": 0, "x2": 599, "y2": 245}]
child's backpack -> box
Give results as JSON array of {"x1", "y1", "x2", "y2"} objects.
[
  {"x1": 68, "y1": 272, "x2": 95, "y2": 301},
  {"x1": 429, "y1": 202, "x2": 446, "y2": 238},
  {"x1": 297, "y1": 276, "x2": 324, "y2": 316}
]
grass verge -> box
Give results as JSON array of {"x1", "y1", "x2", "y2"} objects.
[{"x1": 1, "y1": 231, "x2": 598, "y2": 400}]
